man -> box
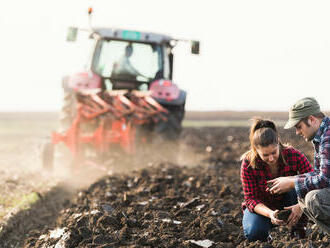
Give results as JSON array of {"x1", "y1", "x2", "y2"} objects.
[
  {"x1": 111, "y1": 44, "x2": 146, "y2": 81},
  {"x1": 268, "y1": 97, "x2": 330, "y2": 234}
]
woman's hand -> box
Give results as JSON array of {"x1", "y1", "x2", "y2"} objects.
[
  {"x1": 267, "y1": 177, "x2": 295, "y2": 194},
  {"x1": 285, "y1": 204, "x2": 303, "y2": 227},
  {"x1": 269, "y1": 210, "x2": 286, "y2": 225}
]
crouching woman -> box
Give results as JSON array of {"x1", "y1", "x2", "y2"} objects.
[{"x1": 240, "y1": 119, "x2": 313, "y2": 241}]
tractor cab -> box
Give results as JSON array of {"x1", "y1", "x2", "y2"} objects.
[
  {"x1": 90, "y1": 29, "x2": 172, "y2": 91},
  {"x1": 67, "y1": 27, "x2": 199, "y2": 92}
]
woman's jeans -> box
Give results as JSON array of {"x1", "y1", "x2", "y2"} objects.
[{"x1": 242, "y1": 190, "x2": 298, "y2": 241}]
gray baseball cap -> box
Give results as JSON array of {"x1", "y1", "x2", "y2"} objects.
[{"x1": 284, "y1": 97, "x2": 321, "y2": 129}]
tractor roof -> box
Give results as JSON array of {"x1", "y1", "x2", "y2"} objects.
[{"x1": 93, "y1": 28, "x2": 174, "y2": 44}]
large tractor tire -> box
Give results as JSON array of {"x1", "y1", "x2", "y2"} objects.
[
  {"x1": 41, "y1": 141, "x2": 54, "y2": 171},
  {"x1": 59, "y1": 77, "x2": 77, "y2": 132},
  {"x1": 154, "y1": 104, "x2": 185, "y2": 141},
  {"x1": 55, "y1": 77, "x2": 77, "y2": 172}
]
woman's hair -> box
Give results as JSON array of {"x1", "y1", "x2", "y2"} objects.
[{"x1": 241, "y1": 118, "x2": 287, "y2": 169}]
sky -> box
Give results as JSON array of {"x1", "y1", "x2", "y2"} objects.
[{"x1": 0, "y1": 0, "x2": 329, "y2": 112}]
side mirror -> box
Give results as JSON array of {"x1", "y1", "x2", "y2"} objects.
[
  {"x1": 67, "y1": 27, "x2": 78, "y2": 42},
  {"x1": 191, "y1": 40, "x2": 200, "y2": 55}
]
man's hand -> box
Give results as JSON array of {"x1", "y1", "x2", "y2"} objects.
[
  {"x1": 266, "y1": 176, "x2": 295, "y2": 194},
  {"x1": 285, "y1": 204, "x2": 303, "y2": 227}
]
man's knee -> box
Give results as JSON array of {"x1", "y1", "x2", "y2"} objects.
[
  {"x1": 305, "y1": 190, "x2": 318, "y2": 205},
  {"x1": 305, "y1": 189, "x2": 327, "y2": 218}
]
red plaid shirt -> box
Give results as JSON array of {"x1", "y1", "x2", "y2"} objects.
[{"x1": 241, "y1": 147, "x2": 313, "y2": 212}]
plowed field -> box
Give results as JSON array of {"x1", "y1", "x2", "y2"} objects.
[{"x1": 0, "y1": 112, "x2": 328, "y2": 247}]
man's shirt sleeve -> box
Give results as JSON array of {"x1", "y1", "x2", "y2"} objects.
[{"x1": 295, "y1": 133, "x2": 330, "y2": 198}]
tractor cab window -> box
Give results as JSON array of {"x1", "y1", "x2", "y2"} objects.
[{"x1": 93, "y1": 40, "x2": 165, "y2": 83}]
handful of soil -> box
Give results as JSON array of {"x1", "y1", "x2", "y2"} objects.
[{"x1": 274, "y1": 209, "x2": 291, "y2": 221}]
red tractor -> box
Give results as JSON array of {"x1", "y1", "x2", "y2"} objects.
[{"x1": 43, "y1": 9, "x2": 199, "y2": 171}]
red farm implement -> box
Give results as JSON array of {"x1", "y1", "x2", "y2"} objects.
[{"x1": 43, "y1": 90, "x2": 168, "y2": 170}]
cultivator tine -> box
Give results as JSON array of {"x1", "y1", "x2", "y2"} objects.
[
  {"x1": 129, "y1": 91, "x2": 168, "y2": 123},
  {"x1": 89, "y1": 94, "x2": 124, "y2": 119},
  {"x1": 143, "y1": 95, "x2": 169, "y2": 120},
  {"x1": 81, "y1": 101, "x2": 108, "y2": 119},
  {"x1": 77, "y1": 93, "x2": 110, "y2": 119},
  {"x1": 110, "y1": 94, "x2": 136, "y2": 117},
  {"x1": 100, "y1": 91, "x2": 136, "y2": 119}
]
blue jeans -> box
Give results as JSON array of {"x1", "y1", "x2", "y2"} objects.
[{"x1": 242, "y1": 190, "x2": 298, "y2": 241}]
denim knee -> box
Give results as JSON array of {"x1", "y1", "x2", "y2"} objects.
[
  {"x1": 244, "y1": 223, "x2": 270, "y2": 241},
  {"x1": 243, "y1": 209, "x2": 272, "y2": 241}
]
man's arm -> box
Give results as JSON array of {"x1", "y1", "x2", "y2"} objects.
[
  {"x1": 295, "y1": 133, "x2": 330, "y2": 197},
  {"x1": 126, "y1": 61, "x2": 141, "y2": 76},
  {"x1": 268, "y1": 149, "x2": 312, "y2": 194},
  {"x1": 267, "y1": 176, "x2": 295, "y2": 194}
]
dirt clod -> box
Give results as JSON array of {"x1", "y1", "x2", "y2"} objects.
[{"x1": 275, "y1": 209, "x2": 291, "y2": 221}]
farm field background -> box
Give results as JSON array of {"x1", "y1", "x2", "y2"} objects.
[{"x1": 0, "y1": 111, "x2": 328, "y2": 247}]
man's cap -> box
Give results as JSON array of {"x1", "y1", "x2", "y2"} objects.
[{"x1": 284, "y1": 97, "x2": 321, "y2": 129}]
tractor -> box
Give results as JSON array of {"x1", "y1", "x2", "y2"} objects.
[{"x1": 42, "y1": 8, "x2": 200, "y2": 171}]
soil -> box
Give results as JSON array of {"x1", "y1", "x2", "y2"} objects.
[
  {"x1": 275, "y1": 210, "x2": 291, "y2": 222},
  {"x1": 0, "y1": 123, "x2": 329, "y2": 247}
]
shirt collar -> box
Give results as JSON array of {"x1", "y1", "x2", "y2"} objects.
[{"x1": 313, "y1": 117, "x2": 329, "y2": 144}]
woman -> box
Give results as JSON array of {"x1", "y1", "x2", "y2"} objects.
[{"x1": 240, "y1": 118, "x2": 313, "y2": 241}]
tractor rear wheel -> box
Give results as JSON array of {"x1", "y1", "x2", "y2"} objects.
[
  {"x1": 154, "y1": 104, "x2": 185, "y2": 141},
  {"x1": 59, "y1": 77, "x2": 77, "y2": 132},
  {"x1": 42, "y1": 142, "x2": 54, "y2": 171}
]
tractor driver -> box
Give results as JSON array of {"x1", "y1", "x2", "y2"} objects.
[{"x1": 111, "y1": 44, "x2": 147, "y2": 81}]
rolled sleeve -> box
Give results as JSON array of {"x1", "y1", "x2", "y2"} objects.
[{"x1": 244, "y1": 198, "x2": 262, "y2": 212}]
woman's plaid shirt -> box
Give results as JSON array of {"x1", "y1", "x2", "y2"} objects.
[{"x1": 241, "y1": 147, "x2": 312, "y2": 212}]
